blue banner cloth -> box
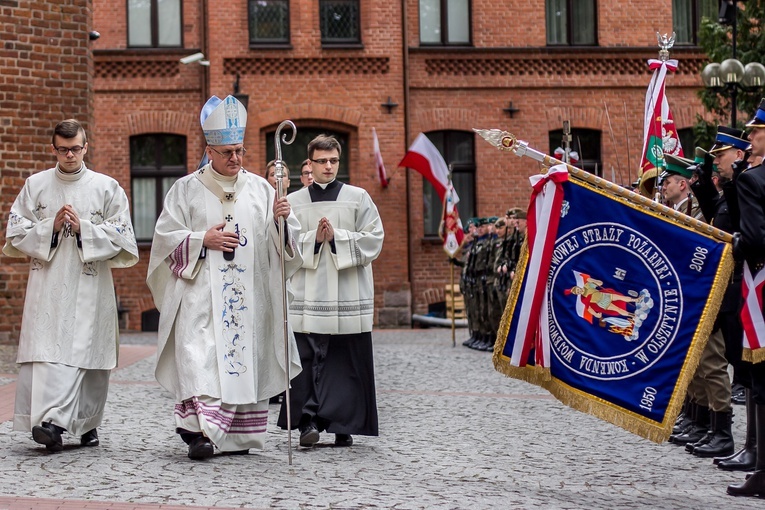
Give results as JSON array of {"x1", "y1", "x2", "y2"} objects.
[{"x1": 495, "y1": 176, "x2": 733, "y2": 443}]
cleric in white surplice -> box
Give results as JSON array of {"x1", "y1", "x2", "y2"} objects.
[
  {"x1": 278, "y1": 134, "x2": 384, "y2": 448},
  {"x1": 4, "y1": 119, "x2": 138, "y2": 452},
  {"x1": 147, "y1": 95, "x2": 302, "y2": 460}
]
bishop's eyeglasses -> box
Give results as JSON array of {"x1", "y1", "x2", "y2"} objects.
[
  {"x1": 209, "y1": 147, "x2": 247, "y2": 159},
  {"x1": 54, "y1": 146, "x2": 85, "y2": 155}
]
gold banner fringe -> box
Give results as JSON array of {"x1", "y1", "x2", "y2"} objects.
[
  {"x1": 742, "y1": 347, "x2": 765, "y2": 364},
  {"x1": 492, "y1": 174, "x2": 735, "y2": 444}
]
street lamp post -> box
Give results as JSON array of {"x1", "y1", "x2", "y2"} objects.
[{"x1": 701, "y1": 1, "x2": 765, "y2": 127}]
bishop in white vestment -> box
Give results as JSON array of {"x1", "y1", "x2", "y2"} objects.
[
  {"x1": 4, "y1": 119, "x2": 138, "y2": 452},
  {"x1": 147, "y1": 95, "x2": 303, "y2": 459}
]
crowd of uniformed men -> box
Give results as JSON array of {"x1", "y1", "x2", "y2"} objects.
[{"x1": 456, "y1": 209, "x2": 527, "y2": 352}]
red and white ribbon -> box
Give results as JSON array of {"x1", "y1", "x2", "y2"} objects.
[
  {"x1": 510, "y1": 164, "x2": 569, "y2": 367},
  {"x1": 742, "y1": 261, "x2": 765, "y2": 363}
]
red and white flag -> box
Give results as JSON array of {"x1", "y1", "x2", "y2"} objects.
[
  {"x1": 372, "y1": 127, "x2": 389, "y2": 188},
  {"x1": 440, "y1": 183, "x2": 464, "y2": 258},
  {"x1": 741, "y1": 262, "x2": 765, "y2": 363},
  {"x1": 510, "y1": 164, "x2": 569, "y2": 368},
  {"x1": 639, "y1": 58, "x2": 683, "y2": 194},
  {"x1": 398, "y1": 133, "x2": 458, "y2": 203}
]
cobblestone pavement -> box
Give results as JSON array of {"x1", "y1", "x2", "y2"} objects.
[{"x1": 0, "y1": 328, "x2": 762, "y2": 510}]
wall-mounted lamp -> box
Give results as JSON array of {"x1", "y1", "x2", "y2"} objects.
[
  {"x1": 381, "y1": 97, "x2": 398, "y2": 114},
  {"x1": 503, "y1": 101, "x2": 520, "y2": 118},
  {"x1": 180, "y1": 52, "x2": 210, "y2": 66},
  {"x1": 233, "y1": 72, "x2": 249, "y2": 110}
]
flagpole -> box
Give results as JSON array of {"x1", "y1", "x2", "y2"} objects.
[
  {"x1": 274, "y1": 119, "x2": 296, "y2": 466},
  {"x1": 447, "y1": 164, "x2": 456, "y2": 348},
  {"x1": 474, "y1": 129, "x2": 734, "y2": 244}
]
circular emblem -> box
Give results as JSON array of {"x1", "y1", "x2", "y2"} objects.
[{"x1": 547, "y1": 222, "x2": 682, "y2": 380}]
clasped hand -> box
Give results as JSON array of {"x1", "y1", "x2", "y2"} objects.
[
  {"x1": 316, "y1": 217, "x2": 334, "y2": 243},
  {"x1": 53, "y1": 205, "x2": 80, "y2": 234}
]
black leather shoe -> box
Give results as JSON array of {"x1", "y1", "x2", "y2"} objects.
[
  {"x1": 221, "y1": 449, "x2": 249, "y2": 455},
  {"x1": 81, "y1": 429, "x2": 99, "y2": 447},
  {"x1": 32, "y1": 422, "x2": 64, "y2": 452},
  {"x1": 335, "y1": 434, "x2": 353, "y2": 447},
  {"x1": 727, "y1": 471, "x2": 765, "y2": 497},
  {"x1": 187, "y1": 436, "x2": 214, "y2": 460},
  {"x1": 732, "y1": 384, "x2": 747, "y2": 406},
  {"x1": 299, "y1": 424, "x2": 320, "y2": 447},
  {"x1": 718, "y1": 448, "x2": 757, "y2": 471}
]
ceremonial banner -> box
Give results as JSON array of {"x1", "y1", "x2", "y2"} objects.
[
  {"x1": 637, "y1": 53, "x2": 683, "y2": 198},
  {"x1": 439, "y1": 183, "x2": 465, "y2": 258},
  {"x1": 495, "y1": 167, "x2": 733, "y2": 443}
]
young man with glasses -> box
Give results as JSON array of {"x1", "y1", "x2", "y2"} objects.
[
  {"x1": 299, "y1": 158, "x2": 314, "y2": 188},
  {"x1": 3, "y1": 119, "x2": 138, "y2": 452},
  {"x1": 147, "y1": 95, "x2": 303, "y2": 460},
  {"x1": 278, "y1": 134, "x2": 384, "y2": 448}
]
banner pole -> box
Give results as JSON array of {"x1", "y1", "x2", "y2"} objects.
[
  {"x1": 450, "y1": 261, "x2": 456, "y2": 347},
  {"x1": 473, "y1": 129, "x2": 734, "y2": 244}
]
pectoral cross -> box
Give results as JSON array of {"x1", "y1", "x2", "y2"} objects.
[{"x1": 225, "y1": 214, "x2": 233, "y2": 222}]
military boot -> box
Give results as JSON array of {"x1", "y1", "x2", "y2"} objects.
[
  {"x1": 718, "y1": 390, "x2": 757, "y2": 471},
  {"x1": 693, "y1": 410, "x2": 735, "y2": 458},
  {"x1": 673, "y1": 398, "x2": 693, "y2": 435},
  {"x1": 672, "y1": 405, "x2": 710, "y2": 446},
  {"x1": 727, "y1": 404, "x2": 765, "y2": 497}
]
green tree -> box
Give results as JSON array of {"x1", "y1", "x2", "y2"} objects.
[{"x1": 694, "y1": 2, "x2": 765, "y2": 147}]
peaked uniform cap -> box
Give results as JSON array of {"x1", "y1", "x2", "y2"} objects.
[
  {"x1": 709, "y1": 126, "x2": 750, "y2": 153},
  {"x1": 746, "y1": 98, "x2": 765, "y2": 128},
  {"x1": 659, "y1": 153, "x2": 695, "y2": 179},
  {"x1": 201, "y1": 95, "x2": 247, "y2": 146}
]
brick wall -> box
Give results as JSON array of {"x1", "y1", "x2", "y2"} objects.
[
  {"x1": 1, "y1": 0, "x2": 716, "y2": 340},
  {"x1": 0, "y1": 0, "x2": 93, "y2": 343}
]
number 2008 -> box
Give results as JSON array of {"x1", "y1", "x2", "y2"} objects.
[{"x1": 689, "y1": 247, "x2": 708, "y2": 272}]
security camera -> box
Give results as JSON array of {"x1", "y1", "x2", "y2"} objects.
[
  {"x1": 88, "y1": 30, "x2": 100, "y2": 41},
  {"x1": 180, "y1": 52, "x2": 206, "y2": 65}
]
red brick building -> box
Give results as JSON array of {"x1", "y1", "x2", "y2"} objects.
[{"x1": 0, "y1": 0, "x2": 716, "y2": 340}]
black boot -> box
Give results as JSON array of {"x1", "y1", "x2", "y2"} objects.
[
  {"x1": 727, "y1": 403, "x2": 765, "y2": 497},
  {"x1": 693, "y1": 410, "x2": 735, "y2": 458},
  {"x1": 670, "y1": 401, "x2": 696, "y2": 443},
  {"x1": 719, "y1": 390, "x2": 757, "y2": 471},
  {"x1": 673, "y1": 398, "x2": 693, "y2": 435},
  {"x1": 672, "y1": 405, "x2": 710, "y2": 446},
  {"x1": 462, "y1": 331, "x2": 476, "y2": 347}
]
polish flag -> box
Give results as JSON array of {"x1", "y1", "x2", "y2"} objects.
[
  {"x1": 399, "y1": 133, "x2": 458, "y2": 203},
  {"x1": 741, "y1": 262, "x2": 765, "y2": 363},
  {"x1": 372, "y1": 128, "x2": 389, "y2": 188}
]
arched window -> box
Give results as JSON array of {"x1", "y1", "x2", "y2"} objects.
[
  {"x1": 422, "y1": 131, "x2": 475, "y2": 237},
  {"x1": 266, "y1": 128, "x2": 350, "y2": 193},
  {"x1": 130, "y1": 134, "x2": 187, "y2": 242},
  {"x1": 548, "y1": 128, "x2": 602, "y2": 176}
]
